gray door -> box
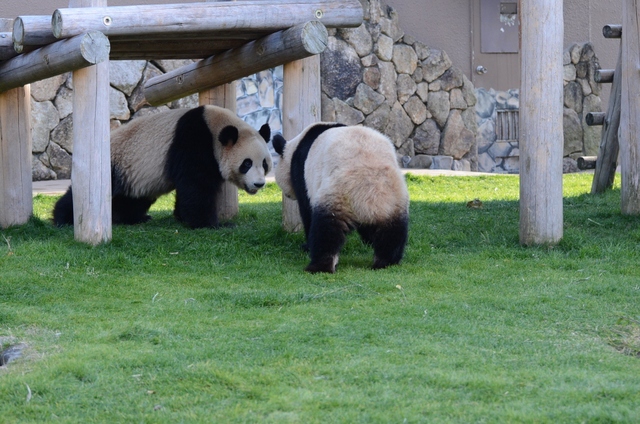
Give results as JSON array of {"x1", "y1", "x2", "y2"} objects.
[{"x1": 471, "y1": 0, "x2": 521, "y2": 91}]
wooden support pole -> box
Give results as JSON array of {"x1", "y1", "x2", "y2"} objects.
[
  {"x1": 586, "y1": 112, "x2": 606, "y2": 126},
  {"x1": 12, "y1": 16, "x2": 57, "y2": 53},
  {"x1": 199, "y1": 83, "x2": 240, "y2": 222},
  {"x1": 0, "y1": 86, "x2": 32, "y2": 229},
  {"x1": 591, "y1": 49, "x2": 622, "y2": 194},
  {"x1": 70, "y1": 0, "x2": 111, "y2": 245},
  {"x1": 603, "y1": 24, "x2": 623, "y2": 39},
  {"x1": 281, "y1": 55, "x2": 322, "y2": 232},
  {"x1": 620, "y1": 0, "x2": 640, "y2": 214},
  {"x1": 52, "y1": 0, "x2": 362, "y2": 39},
  {"x1": 0, "y1": 31, "x2": 110, "y2": 93},
  {"x1": 519, "y1": 0, "x2": 564, "y2": 245},
  {"x1": 145, "y1": 20, "x2": 327, "y2": 106},
  {"x1": 595, "y1": 69, "x2": 615, "y2": 83}
]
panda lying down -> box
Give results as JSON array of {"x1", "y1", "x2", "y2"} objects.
[
  {"x1": 53, "y1": 105, "x2": 272, "y2": 229},
  {"x1": 273, "y1": 122, "x2": 409, "y2": 273}
]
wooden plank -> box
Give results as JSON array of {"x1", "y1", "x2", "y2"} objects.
[
  {"x1": 281, "y1": 55, "x2": 322, "y2": 232},
  {"x1": 145, "y1": 20, "x2": 327, "y2": 106},
  {"x1": 70, "y1": 0, "x2": 111, "y2": 244},
  {"x1": 619, "y1": 0, "x2": 640, "y2": 214},
  {"x1": 0, "y1": 86, "x2": 32, "y2": 228},
  {"x1": 591, "y1": 48, "x2": 622, "y2": 194},
  {"x1": 0, "y1": 31, "x2": 110, "y2": 93},
  {"x1": 519, "y1": 0, "x2": 564, "y2": 245},
  {"x1": 52, "y1": 0, "x2": 363, "y2": 39},
  {"x1": 199, "y1": 83, "x2": 240, "y2": 223}
]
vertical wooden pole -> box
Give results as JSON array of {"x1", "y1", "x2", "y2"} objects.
[
  {"x1": 70, "y1": 0, "x2": 111, "y2": 244},
  {"x1": 519, "y1": 0, "x2": 564, "y2": 245},
  {"x1": 0, "y1": 86, "x2": 32, "y2": 228},
  {"x1": 620, "y1": 0, "x2": 640, "y2": 214},
  {"x1": 199, "y1": 83, "x2": 239, "y2": 222},
  {"x1": 282, "y1": 55, "x2": 321, "y2": 232}
]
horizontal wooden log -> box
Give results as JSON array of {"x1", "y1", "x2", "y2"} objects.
[
  {"x1": 603, "y1": 24, "x2": 622, "y2": 38},
  {"x1": 0, "y1": 31, "x2": 110, "y2": 93},
  {"x1": 109, "y1": 38, "x2": 248, "y2": 60},
  {"x1": 586, "y1": 112, "x2": 606, "y2": 126},
  {"x1": 52, "y1": 0, "x2": 363, "y2": 39},
  {"x1": 0, "y1": 33, "x2": 18, "y2": 61},
  {"x1": 13, "y1": 16, "x2": 57, "y2": 53},
  {"x1": 596, "y1": 69, "x2": 615, "y2": 83},
  {"x1": 578, "y1": 156, "x2": 597, "y2": 170},
  {"x1": 145, "y1": 20, "x2": 328, "y2": 106}
]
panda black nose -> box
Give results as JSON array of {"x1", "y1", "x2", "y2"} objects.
[{"x1": 255, "y1": 182, "x2": 265, "y2": 188}]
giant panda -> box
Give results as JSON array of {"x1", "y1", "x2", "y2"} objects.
[
  {"x1": 53, "y1": 105, "x2": 272, "y2": 229},
  {"x1": 272, "y1": 123, "x2": 409, "y2": 273}
]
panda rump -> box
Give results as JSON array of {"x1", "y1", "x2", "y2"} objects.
[
  {"x1": 52, "y1": 105, "x2": 272, "y2": 229},
  {"x1": 273, "y1": 122, "x2": 409, "y2": 273}
]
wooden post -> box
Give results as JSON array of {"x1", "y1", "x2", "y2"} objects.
[
  {"x1": 519, "y1": 0, "x2": 564, "y2": 245},
  {"x1": 70, "y1": 0, "x2": 111, "y2": 244},
  {"x1": 620, "y1": 0, "x2": 640, "y2": 215},
  {"x1": 0, "y1": 86, "x2": 32, "y2": 228},
  {"x1": 199, "y1": 83, "x2": 240, "y2": 222},
  {"x1": 281, "y1": 55, "x2": 322, "y2": 232},
  {"x1": 591, "y1": 49, "x2": 621, "y2": 194}
]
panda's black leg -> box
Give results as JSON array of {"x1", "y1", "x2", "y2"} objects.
[
  {"x1": 173, "y1": 184, "x2": 217, "y2": 228},
  {"x1": 52, "y1": 187, "x2": 74, "y2": 226},
  {"x1": 112, "y1": 195, "x2": 155, "y2": 224},
  {"x1": 305, "y1": 208, "x2": 347, "y2": 273},
  {"x1": 370, "y1": 214, "x2": 409, "y2": 270}
]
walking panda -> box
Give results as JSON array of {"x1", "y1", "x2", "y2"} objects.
[
  {"x1": 53, "y1": 105, "x2": 272, "y2": 229},
  {"x1": 272, "y1": 123, "x2": 409, "y2": 273}
]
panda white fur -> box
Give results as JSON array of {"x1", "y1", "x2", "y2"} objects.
[
  {"x1": 273, "y1": 122, "x2": 409, "y2": 273},
  {"x1": 53, "y1": 105, "x2": 272, "y2": 229}
]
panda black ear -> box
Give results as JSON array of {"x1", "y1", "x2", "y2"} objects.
[
  {"x1": 272, "y1": 134, "x2": 287, "y2": 156},
  {"x1": 259, "y1": 123, "x2": 271, "y2": 143},
  {"x1": 219, "y1": 126, "x2": 239, "y2": 146}
]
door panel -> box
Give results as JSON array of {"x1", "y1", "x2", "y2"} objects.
[{"x1": 471, "y1": 0, "x2": 521, "y2": 91}]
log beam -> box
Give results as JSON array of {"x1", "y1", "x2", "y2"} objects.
[
  {"x1": 0, "y1": 33, "x2": 17, "y2": 61},
  {"x1": 595, "y1": 69, "x2": 615, "y2": 83},
  {"x1": 144, "y1": 20, "x2": 327, "y2": 106},
  {"x1": 0, "y1": 31, "x2": 110, "y2": 93},
  {"x1": 603, "y1": 24, "x2": 622, "y2": 39},
  {"x1": 577, "y1": 156, "x2": 597, "y2": 170},
  {"x1": 12, "y1": 15, "x2": 57, "y2": 53},
  {"x1": 52, "y1": 0, "x2": 362, "y2": 39},
  {"x1": 519, "y1": 0, "x2": 564, "y2": 245},
  {"x1": 586, "y1": 112, "x2": 606, "y2": 126}
]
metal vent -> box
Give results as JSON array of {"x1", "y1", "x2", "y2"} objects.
[{"x1": 496, "y1": 109, "x2": 519, "y2": 142}]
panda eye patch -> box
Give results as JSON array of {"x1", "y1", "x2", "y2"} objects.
[
  {"x1": 240, "y1": 159, "x2": 253, "y2": 174},
  {"x1": 263, "y1": 159, "x2": 268, "y2": 173}
]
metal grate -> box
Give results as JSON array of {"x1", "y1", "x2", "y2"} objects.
[{"x1": 496, "y1": 109, "x2": 519, "y2": 142}]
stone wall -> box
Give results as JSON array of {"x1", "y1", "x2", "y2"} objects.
[
  {"x1": 320, "y1": 0, "x2": 478, "y2": 172},
  {"x1": 475, "y1": 42, "x2": 603, "y2": 174}
]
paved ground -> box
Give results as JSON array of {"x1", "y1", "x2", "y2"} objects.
[{"x1": 32, "y1": 169, "x2": 508, "y2": 196}]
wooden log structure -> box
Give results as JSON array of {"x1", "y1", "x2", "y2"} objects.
[
  {"x1": 577, "y1": 156, "x2": 598, "y2": 170},
  {"x1": 0, "y1": 32, "x2": 17, "y2": 61},
  {"x1": 620, "y1": 0, "x2": 640, "y2": 214},
  {"x1": 0, "y1": 31, "x2": 110, "y2": 93},
  {"x1": 592, "y1": 40, "x2": 622, "y2": 194},
  {"x1": 51, "y1": 1, "x2": 362, "y2": 40},
  {"x1": 519, "y1": 0, "x2": 564, "y2": 246},
  {"x1": 144, "y1": 20, "x2": 328, "y2": 106},
  {"x1": 12, "y1": 15, "x2": 57, "y2": 53},
  {"x1": 603, "y1": 24, "x2": 623, "y2": 39},
  {"x1": 595, "y1": 69, "x2": 615, "y2": 83},
  {"x1": 586, "y1": 112, "x2": 606, "y2": 126}
]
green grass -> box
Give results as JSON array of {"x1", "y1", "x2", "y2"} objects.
[{"x1": 1, "y1": 173, "x2": 639, "y2": 423}]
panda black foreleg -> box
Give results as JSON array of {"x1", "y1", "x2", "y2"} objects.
[
  {"x1": 369, "y1": 214, "x2": 409, "y2": 270},
  {"x1": 173, "y1": 183, "x2": 218, "y2": 228},
  {"x1": 305, "y1": 207, "x2": 347, "y2": 273},
  {"x1": 52, "y1": 187, "x2": 74, "y2": 226},
  {"x1": 112, "y1": 195, "x2": 155, "y2": 225}
]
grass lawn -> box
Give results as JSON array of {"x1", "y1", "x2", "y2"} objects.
[{"x1": 1, "y1": 173, "x2": 639, "y2": 423}]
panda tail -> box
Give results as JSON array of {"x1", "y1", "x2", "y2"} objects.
[{"x1": 52, "y1": 187, "x2": 74, "y2": 226}]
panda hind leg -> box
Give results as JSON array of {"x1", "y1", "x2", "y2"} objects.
[
  {"x1": 305, "y1": 208, "x2": 347, "y2": 274},
  {"x1": 366, "y1": 214, "x2": 409, "y2": 270},
  {"x1": 112, "y1": 195, "x2": 155, "y2": 225},
  {"x1": 174, "y1": 185, "x2": 217, "y2": 228}
]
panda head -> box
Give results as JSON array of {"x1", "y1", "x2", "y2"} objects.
[{"x1": 205, "y1": 107, "x2": 273, "y2": 194}]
